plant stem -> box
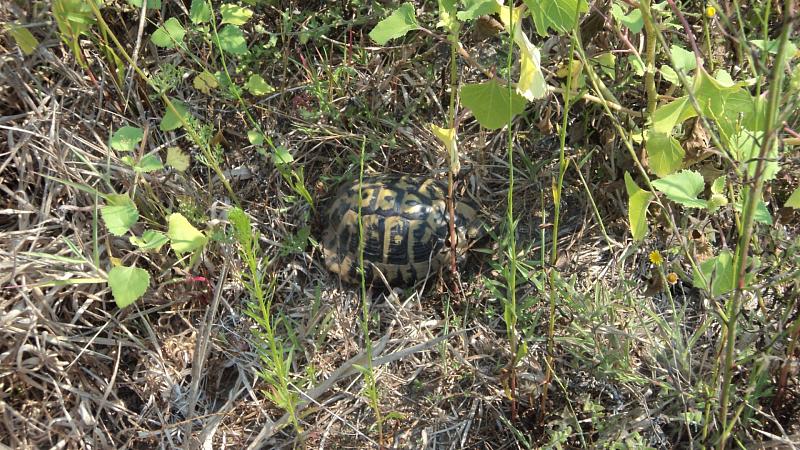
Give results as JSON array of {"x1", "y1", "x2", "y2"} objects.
[
  {"x1": 446, "y1": 17, "x2": 460, "y2": 278},
  {"x1": 639, "y1": 0, "x2": 658, "y2": 116},
  {"x1": 356, "y1": 138, "x2": 382, "y2": 444},
  {"x1": 542, "y1": 8, "x2": 579, "y2": 421},
  {"x1": 717, "y1": 3, "x2": 793, "y2": 447},
  {"x1": 664, "y1": 0, "x2": 704, "y2": 67},
  {"x1": 703, "y1": 6, "x2": 713, "y2": 72},
  {"x1": 505, "y1": 6, "x2": 518, "y2": 420}
]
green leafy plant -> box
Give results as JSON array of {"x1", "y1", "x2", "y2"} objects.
[
  {"x1": 230, "y1": 207, "x2": 302, "y2": 431},
  {"x1": 272, "y1": 147, "x2": 314, "y2": 209},
  {"x1": 151, "y1": 17, "x2": 186, "y2": 48},
  {"x1": 371, "y1": 1, "x2": 548, "y2": 131},
  {"x1": 44, "y1": 119, "x2": 210, "y2": 309},
  {"x1": 52, "y1": 0, "x2": 96, "y2": 67},
  {"x1": 244, "y1": 74, "x2": 275, "y2": 95},
  {"x1": 107, "y1": 266, "x2": 150, "y2": 308},
  {"x1": 32, "y1": 0, "x2": 800, "y2": 447},
  {"x1": 220, "y1": 4, "x2": 253, "y2": 25},
  {"x1": 100, "y1": 194, "x2": 139, "y2": 236},
  {"x1": 7, "y1": 23, "x2": 40, "y2": 55},
  {"x1": 369, "y1": 1, "x2": 798, "y2": 446},
  {"x1": 368, "y1": 2, "x2": 419, "y2": 45},
  {"x1": 460, "y1": 80, "x2": 527, "y2": 130}
]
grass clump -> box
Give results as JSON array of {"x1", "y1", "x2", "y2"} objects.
[{"x1": 1, "y1": 0, "x2": 798, "y2": 448}]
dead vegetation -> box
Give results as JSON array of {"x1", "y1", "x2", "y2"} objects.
[{"x1": 2, "y1": 1, "x2": 799, "y2": 449}]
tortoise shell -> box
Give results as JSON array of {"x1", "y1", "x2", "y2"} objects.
[{"x1": 321, "y1": 176, "x2": 479, "y2": 286}]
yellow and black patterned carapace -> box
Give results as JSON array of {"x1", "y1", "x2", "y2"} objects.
[{"x1": 321, "y1": 176, "x2": 480, "y2": 286}]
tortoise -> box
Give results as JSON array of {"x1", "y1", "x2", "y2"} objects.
[{"x1": 321, "y1": 176, "x2": 481, "y2": 286}]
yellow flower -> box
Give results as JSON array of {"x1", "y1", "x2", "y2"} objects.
[
  {"x1": 705, "y1": 5, "x2": 716, "y2": 18},
  {"x1": 649, "y1": 250, "x2": 664, "y2": 265},
  {"x1": 666, "y1": 272, "x2": 679, "y2": 285}
]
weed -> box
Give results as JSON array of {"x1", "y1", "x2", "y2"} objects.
[{"x1": 4, "y1": 0, "x2": 799, "y2": 448}]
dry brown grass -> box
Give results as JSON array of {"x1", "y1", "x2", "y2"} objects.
[
  {"x1": 2, "y1": 1, "x2": 799, "y2": 449},
  {"x1": 0, "y1": 5, "x2": 549, "y2": 447}
]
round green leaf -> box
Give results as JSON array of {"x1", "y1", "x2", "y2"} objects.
[
  {"x1": 456, "y1": 0, "x2": 499, "y2": 21},
  {"x1": 160, "y1": 99, "x2": 190, "y2": 131},
  {"x1": 218, "y1": 25, "x2": 248, "y2": 55},
  {"x1": 646, "y1": 133, "x2": 685, "y2": 177},
  {"x1": 369, "y1": 3, "x2": 419, "y2": 45},
  {"x1": 9, "y1": 23, "x2": 39, "y2": 55},
  {"x1": 692, "y1": 251, "x2": 735, "y2": 297},
  {"x1": 461, "y1": 80, "x2": 527, "y2": 130},
  {"x1": 244, "y1": 74, "x2": 275, "y2": 96},
  {"x1": 190, "y1": 0, "x2": 211, "y2": 24},
  {"x1": 134, "y1": 153, "x2": 164, "y2": 173},
  {"x1": 168, "y1": 213, "x2": 207, "y2": 255},
  {"x1": 786, "y1": 186, "x2": 800, "y2": 209},
  {"x1": 101, "y1": 194, "x2": 139, "y2": 236},
  {"x1": 166, "y1": 147, "x2": 190, "y2": 171},
  {"x1": 525, "y1": 0, "x2": 588, "y2": 36},
  {"x1": 669, "y1": 45, "x2": 698, "y2": 75},
  {"x1": 151, "y1": 17, "x2": 185, "y2": 48},
  {"x1": 272, "y1": 146, "x2": 294, "y2": 166},
  {"x1": 109, "y1": 126, "x2": 144, "y2": 152},
  {"x1": 652, "y1": 170, "x2": 708, "y2": 209},
  {"x1": 247, "y1": 129, "x2": 265, "y2": 145},
  {"x1": 193, "y1": 70, "x2": 218, "y2": 94},
  {"x1": 610, "y1": 4, "x2": 643, "y2": 34},
  {"x1": 108, "y1": 265, "x2": 150, "y2": 308},
  {"x1": 221, "y1": 4, "x2": 253, "y2": 25}
]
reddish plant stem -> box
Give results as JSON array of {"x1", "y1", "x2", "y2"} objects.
[{"x1": 664, "y1": 0, "x2": 705, "y2": 67}]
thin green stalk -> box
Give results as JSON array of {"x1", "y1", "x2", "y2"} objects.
[
  {"x1": 701, "y1": 382, "x2": 714, "y2": 441},
  {"x1": 356, "y1": 138, "x2": 382, "y2": 443},
  {"x1": 717, "y1": 6, "x2": 793, "y2": 447},
  {"x1": 231, "y1": 208, "x2": 299, "y2": 431},
  {"x1": 703, "y1": 6, "x2": 713, "y2": 72},
  {"x1": 542, "y1": 8, "x2": 578, "y2": 419},
  {"x1": 442, "y1": 15, "x2": 461, "y2": 382},
  {"x1": 503, "y1": 1, "x2": 518, "y2": 394},
  {"x1": 639, "y1": 0, "x2": 658, "y2": 116},
  {"x1": 730, "y1": 0, "x2": 752, "y2": 76},
  {"x1": 571, "y1": 158, "x2": 619, "y2": 248},
  {"x1": 549, "y1": 40, "x2": 574, "y2": 270},
  {"x1": 760, "y1": 2, "x2": 772, "y2": 61},
  {"x1": 446, "y1": 14, "x2": 460, "y2": 276}
]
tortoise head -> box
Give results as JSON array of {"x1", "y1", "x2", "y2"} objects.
[{"x1": 453, "y1": 199, "x2": 482, "y2": 251}]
